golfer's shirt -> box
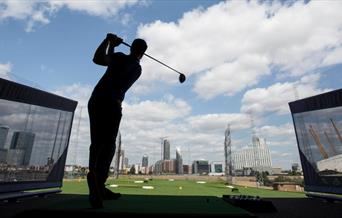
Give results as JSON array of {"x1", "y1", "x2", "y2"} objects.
[{"x1": 92, "y1": 52, "x2": 141, "y2": 102}]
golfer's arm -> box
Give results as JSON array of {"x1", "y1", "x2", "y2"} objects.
[
  {"x1": 108, "y1": 41, "x2": 115, "y2": 55},
  {"x1": 93, "y1": 38, "x2": 111, "y2": 66}
]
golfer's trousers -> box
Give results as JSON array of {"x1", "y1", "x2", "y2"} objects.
[{"x1": 88, "y1": 96, "x2": 122, "y2": 187}]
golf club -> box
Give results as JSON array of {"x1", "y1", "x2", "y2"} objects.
[{"x1": 121, "y1": 41, "x2": 186, "y2": 83}]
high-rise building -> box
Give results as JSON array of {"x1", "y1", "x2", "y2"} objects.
[
  {"x1": 214, "y1": 163, "x2": 223, "y2": 173},
  {"x1": 252, "y1": 136, "x2": 272, "y2": 168},
  {"x1": 134, "y1": 164, "x2": 141, "y2": 174},
  {"x1": 0, "y1": 149, "x2": 7, "y2": 163},
  {"x1": 192, "y1": 160, "x2": 210, "y2": 175},
  {"x1": 10, "y1": 131, "x2": 35, "y2": 166},
  {"x1": 6, "y1": 149, "x2": 25, "y2": 166},
  {"x1": 183, "y1": 165, "x2": 191, "y2": 174},
  {"x1": 142, "y1": 154, "x2": 148, "y2": 167},
  {"x1": 210, "y1": 162, "x2": 224, "y2": 174},
  {"x1": 148, "y1": 165, "x2": 154, "y2": 174},
  {"x1": 0, "y1": 125, "x2": 9, "y2": 149},
  {"x1": 154, "y1": 159, "x2": 176, "y2": 174},
  {"x1": 176, "y1": 147, "x2": 183, "y2": 174},
  {"x1": 0, "y1": 126, "x2": 9, "y2": 163},
  {"x1": 154, "y1": 160, "x2": 163, "y2": 174},
  {"x1": 119, "y1": 150, "x2": 125, "y2": 171},
  {"x1": 163, "y1": 139, "x2": 170, "y2": 160},
  {"x1": 124, "y1": 157, "x2": 129, "y2": 168},
  {"x1": 232, "y1": 136, "x2": 272, "y2": 171},
  {"x1": 163, "y1": 159, "x2": 176, "y2": 174}
]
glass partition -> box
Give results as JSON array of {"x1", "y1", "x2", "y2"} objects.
[
  {"x1": 0, "y1": 78, "x2": 77, "y2": 193},
  {"x1": 0, "y1": 99, "x2": 74, "y2": 182},
  {"x1": 293, "y1": 107, "x2": 342, "y2": 177},
  {"x1": 289, "y1": 88, "x2": 342, "y2": 195}
]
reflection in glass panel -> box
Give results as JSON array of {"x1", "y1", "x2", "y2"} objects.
[
  {"x1": 293, "y1": 106, "x2": 342, "y2": 176},
  {"x1": 0, "y1": 99, "x2": 73, "y2": 182}
]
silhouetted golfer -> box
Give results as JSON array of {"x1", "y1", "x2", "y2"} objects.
[{"x1": 87, "y1": 33, "x2": 147, "y2": 208}]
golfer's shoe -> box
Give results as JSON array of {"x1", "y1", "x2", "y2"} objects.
[
  {"x1": 87, "y1": 172, "x2": 103, "y2": 209},
  {"x1": 102, "y1": 187, "x2": 122, "y2": 200}
]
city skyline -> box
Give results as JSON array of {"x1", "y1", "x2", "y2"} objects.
[{"x1": 126, "y1": 129, "x2": 273, "y2": 170}]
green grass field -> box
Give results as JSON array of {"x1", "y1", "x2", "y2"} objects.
[{"x1": 62, "y1": 177, "x2": 306, "y2": 198}]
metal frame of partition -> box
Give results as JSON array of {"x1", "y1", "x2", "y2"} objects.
[{"x1": 289, "y1": 88, "x2": 342, "y2": 200}]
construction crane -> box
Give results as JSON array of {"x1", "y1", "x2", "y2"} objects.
[
  {"x1": 309, "y1": 125, "x2": 329, "y2": 159},
  {"x1": 324, "y1": 131, "x2": 337, "y2": 155},
  {"x1": 330, "y1": 118, "x2": 342, "y2": 144}
]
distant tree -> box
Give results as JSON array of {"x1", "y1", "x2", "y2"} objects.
[
  {"x1": 274, "y1": 175, "x2": 288, "y2": 183},
  {"x1": 291, "y1": 163, "x2": 299, "y2": 172},
  {"x1": 273, "y1": 175, "x2": 303, "y2": 186},
  {"x1": 255, "y1": 171, "x2": 271, "y2": 186},
  {"x1": 129, "y1": 166, "x2": 135, "y2": 175},
  {"x1": 288, "y1": 170, "x2": 302, "y2": 176}
]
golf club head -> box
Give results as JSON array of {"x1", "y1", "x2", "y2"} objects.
[{"x1": 179, "y1": 74, "x2": 186, "y2": 83}]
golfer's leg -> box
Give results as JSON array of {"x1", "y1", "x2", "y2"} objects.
[{"x1": 96, "y1": 110, "x2": 122, "y2": 186}]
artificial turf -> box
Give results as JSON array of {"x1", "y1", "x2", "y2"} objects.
[{"x1": 62, "y1": 177, "x2": 306, "y2": 198}]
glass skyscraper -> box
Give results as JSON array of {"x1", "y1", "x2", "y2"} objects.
[{"x1": 163, "y1": 139, "x2": 170, "y2": 160}]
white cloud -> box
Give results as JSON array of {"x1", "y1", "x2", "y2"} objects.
[
  {"x1": 322, "y1": 47, "x2": 342, "y2": 66},
  {"x1": 50, "y1": 0, "x2": 140, "y2": 17},
  {"x1": 0, "y1": 62, "x2": 12, "y2": 79},
  {"x1": 187, "y1": 113, "x2": 250, "y2": 133},
  {"x1": 122, "y1": 96, "x2": 191, "y2": 124},
  {"x1": 255, "y1": 123, "x2": 297, "y2": 154},
  {"x1": 137, "y1": 1, "x2": 342, "y2": 99},
  {"x1": 0, "y1": 0, "x2": 142, "y2": 32},
  {"x1": 241, "y1": 74, "x2": 330, "y2": 115},
  {"x1": 0, "y1": 0, "x2": 57, "y2": 32},
  {"x1": 271, "y1": 151, "x2": 290, "y2": 158},
  {"x1": 256, "y1": 123, "x2": 295, "y2": 139},
  {"x1": 53, "y1": 82, "x2": 93, "y2": 106},
  {"x1": 193, "y1": 54, "x2": 270, "y2": 100}
]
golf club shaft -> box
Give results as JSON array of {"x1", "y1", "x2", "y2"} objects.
[{"x1": 122, "y1": 41, "x2": 183, "y2": 75}]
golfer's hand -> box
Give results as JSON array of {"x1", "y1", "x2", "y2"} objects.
[{"x1": 106, "y1": 33, "x2": 123, "y2": 46}]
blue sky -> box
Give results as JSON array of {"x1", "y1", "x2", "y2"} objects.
[{"x1": 1, "y1": 0, "x2": 341, "y2": 169}]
